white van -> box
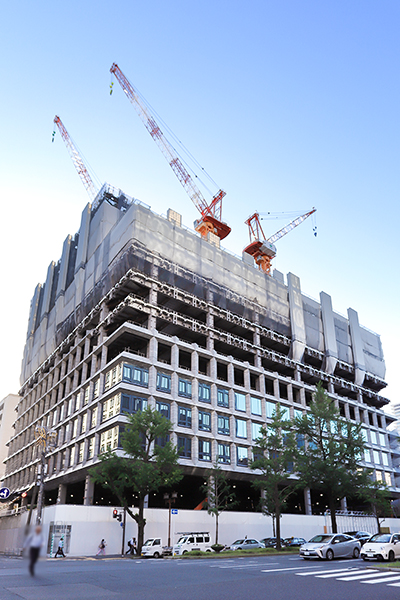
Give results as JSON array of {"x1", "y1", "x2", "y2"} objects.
[
  {"x1": 141, "y1": 538, "x2": 165, "y2": 558},
  {"x1": 173, "y1": 532, "x2": 213, "y2": 555}
]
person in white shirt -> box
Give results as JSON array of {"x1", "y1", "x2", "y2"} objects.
[{"x1": 24, "y1": 525, "x2": 44, "y2": 576}]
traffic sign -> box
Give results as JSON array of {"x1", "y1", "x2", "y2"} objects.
[
  {"x1": 0, "y1": 487, "x2": 10, "y2": 500},
  {"x1": 171, "y1": 508, "x2": 178, "y2": 515}
]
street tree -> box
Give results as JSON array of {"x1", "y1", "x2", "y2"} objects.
[
  {"x1": 294, "y1": 382, "x2": 369, "y2": 533},
  {"x1": 90, "y1": 407, "x2": 183, "y2": 552},
  {"x1": 250, "y1": 403, "x2": 298, "y2": 550},
  {"x1": 201, "y1": 462, "x2": 238, "y2": 545},
  {"x1": 358, "y1": 480, "x2": 392, "y2": 533}
]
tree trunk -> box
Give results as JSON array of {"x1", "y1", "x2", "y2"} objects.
[
  {"x1": 215, "y1": 513, "x2": 219, "y2": 545},
  {"x1": 275, "y1": 506, "x2": 282, "y2": 550},
  {"x1": 329, "y1": 496, "x2": 337, "y2": 533},
  {"x1": 136, "y1": 496, "x2": 146, "y2": 554}
]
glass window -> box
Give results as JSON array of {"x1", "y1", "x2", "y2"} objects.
[
  {"x1": 199, "y1": 439, "x2": 211, "y2": 461},
  {"x1": 156, "y1": 372, "x2": 171, "y2": 393},
  {"x1": 78, "y1": 442, "x2": 84, "y2": 463},
  {"x1": 294, "y1": 408, "x2": 303, "y2": 420},
  {"x1": 217, "y1": 388, "x2": 229, "y2": 408},
  {"x1": 379, "y1": 432, "x2": 386, "y2": 447},
  {"x1": 93, "y1": 378, "x2": 100, "y2": 399},
  {"x1": 370, "y1": 430, "x2": 378, "y2": 445},
  {"x1": 156, "y1": 401, "x2": 170, "y2": 419},
  {"x1": 217, "y1": 414, "x2": 230, "y2": 435},
  {"x1": 123, "y1": 364, "x2": 149, "y2": 388},
  {"x1": 178, "y1": 378, "x2": 192, "y2": 398},
  {"x1": 266, "y1": 401, "x2": 276, "y2": 418},
  {"x1": 280, "y1": 405, "x2": 290, "y2": 420},
  {"x1": 87, "y1": 437, "x2": 95, "y2": 459},
  {"x1": 297, "y1": 434, "x2": 305, "y2": 449},
  {"x1": 236, "y1": 418, "x2": 247, "y2": 438},
  {"x1": 99, "y1": 426, "x2": 120, "y2": 453},
  {"x1": 69, "y1": 446, "x2": 75, "y2": 467},
  {"x1": 178, "y1": 405, "x2": 192, "y2": 428},
  {"x1": 81, "y1": 413, "x2": 87, "y2": 434},
  {"x1": 52, "y1": 410, "x2": 58, "y2": 427},
  {"x1": 237, "y1": 446, "x2": 248, "y2": 467},
  {"x1": 199, "y1": 383, "x2": 211, "y2": 403},
  {"x1": 250, "y1": 396, "x2": 262, "y2": 416},
  {"x1": 382, "y1": 453, "x2": 389, "y2": 466},
  {"x1": 83, "y1": 387, "x2": 90, "y2": 406},
  {"x1": 155, "y1": 434, "x2": 170, "y2": 448},
  {"x1": 361, "y1": 428, "x2": 368, "y2": 443},
  {"x1": 373, "y1": 450, "x2": 381, "y2": 464},
  {"x1": 177, "y1": 436, "x2": 191, "y2": 458},
  {"x1": 199, "y1": 410, "x2": 211, "y2": 432},
  {"x1": 102, "y1": 394, "x2": 121, "y2": 422},
  {"x1": 91, "y1": 406, "x2": 98, "y2": 429},
  {"x1": 121, "y1": 394, "x2": 147, "y2": 415},
  {"x1": 364, "y1": 448, "x2": 371, "y2": 463},
  {"x1": 218, "y1": 443, "x2": 231, "y2": 464},
  {"x1": 385, "y1": 472, "x2": 392, "y2": 486},
  {"x1": 251, "y1": 422, "x2": 263, "y2": 441},
  {"x1": 72, "y1": 418, "x2": 78, "y2": 438},
  {"x1": 235, "y1": 392, "x2": 246, "y2": 412}
]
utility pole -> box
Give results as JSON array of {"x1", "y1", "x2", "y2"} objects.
[
  {"x1": 34, "y1": 426, "x2": 57, "y2": 525},
  {"x1": 164, "y1": 492, "x2": 177, "y2": 547}
]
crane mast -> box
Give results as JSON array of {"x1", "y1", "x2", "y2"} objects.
[
  {"x1": 244, "y1": 208, "x2": 316, "y2": 275},
  {"x1": 53, "y1": 116, "x2": 98, "y2": 201},
  {"x1": 110, "y1": 63, "x2": 231, "y2": 241}
]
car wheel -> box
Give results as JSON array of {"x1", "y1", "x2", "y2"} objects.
[
  {"x1": 353, "y1": 547, "x2": 360, "y2": 559},
  {"x1": 326, "y1": 549, "x2": 334, "y2": 561},
  {"x1": 153, "y1": 552, "x2": 160, "y2": 559},
  {"x1": 206, "y1": 549, "x2": 211, "y2": 553},
  {"x1": 377, "y1": 555, "x2": 384, "y2": 562},
  {"x1": 182, "y1": 551, "x2": 188, "y2": 555},
  {"x1": 388, "y1": 551, "x2": 395, "y2": 562}
]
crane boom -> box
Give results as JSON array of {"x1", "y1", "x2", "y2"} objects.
[
  {"x1": 110, "y1": 63, "x2": 230, "y2": 240},
  {"x1": 53, "y1": 116, "x2": 98, "y2": 201},
  {"x1": 243, "y1": 208, "x2": 316, "y2": 275},
  {"x1": 267, "y1": 208, "x2": 316, "y2": 244}
]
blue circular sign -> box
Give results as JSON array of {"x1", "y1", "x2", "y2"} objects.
[{"x1": 0, "y1": 487, "x2": 10, "y2": 500}]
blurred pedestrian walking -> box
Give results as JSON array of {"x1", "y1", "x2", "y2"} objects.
[
  {"x1": 54, "y1": 536, "x2": 66, "y2": 558},
  {"x1": 96, "y1": 538, "x2": 106, "y2": 556},
  {"x1": 24, "y1": 525, "x2": 44, "y2": 576}
]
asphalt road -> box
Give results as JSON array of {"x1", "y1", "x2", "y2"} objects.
[{"x1": 1, "y1": 554, "x2": 400, "y2": 600}]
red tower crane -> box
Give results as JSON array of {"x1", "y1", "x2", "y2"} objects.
[
  {"x1": 244, "y1": 208, "x2": 316, "y2": 275},
  {"x1": 52, "y1": 116, "x2": 98, "y2": 201},
  {"x1": 109, "y1": 63, "x2": 231, "y2": 241}
]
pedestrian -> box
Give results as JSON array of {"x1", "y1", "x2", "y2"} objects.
[
  {"x1": 132, "y1": 538, "x2": 137, "y2": 555},
  {"x1": 54, "y1": 536, "x2": 66, "y2": 558},
  {"x1": 126, "y1": 537, "x2": 133, "y2": 554},
  {"x1": 96, "y1": 538, "x2": 106, "y2": 556},
  {"x1": 23, "y1": 525, "x2": 44, "y2": 576}
]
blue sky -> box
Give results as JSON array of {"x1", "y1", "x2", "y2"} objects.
[{"x1": 1, "y1": 1, "x2": 399, "y2": 409}]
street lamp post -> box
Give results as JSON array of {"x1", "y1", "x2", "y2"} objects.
[
  {"x1": 164, "y1": 492, "x2": 178, "y2": 547},
  {"x1": 34, "y1": 426, "x2": 57, "y2": 525}
]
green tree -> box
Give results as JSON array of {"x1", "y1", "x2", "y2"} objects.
[
  {"x1": 294, "y1": 382, "x2": 369, "y2": 533},
  {"x1": 358, "y1": 480, "x2": 392, "y2": 534},
  {"x1": 90, "y1": 408, "x2": 183, "y2": 552},
  {"x1": 201, "y1": 462, "x2": 238, "y2": 545},
  {"x1": 250, "y1": 404, "x2": 298, "y2": 550}
]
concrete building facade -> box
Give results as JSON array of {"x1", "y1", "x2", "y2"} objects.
[
  {"x1": 0, "y1": 394, "x2": 19, "y2": 486},
  {"x1": 3, "y1": 184, "x2": 397, "y2": 514}
]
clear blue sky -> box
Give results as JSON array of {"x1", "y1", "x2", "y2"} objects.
[{"x1": 1, "y1": 1, "x2": 399, "y2": 409}]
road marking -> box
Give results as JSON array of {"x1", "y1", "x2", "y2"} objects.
[
  {"x1": 317, "y1": 569, "x2": 372, "y2": 579},
  {"x1": 362, "y1": 574, "x2": 400, "y2": 584},
  {"x1": 297, "y1": 568, "x2": 360, "y2": 576},
  {"x1": 262, "y1": 566, "x2": 327, "y2": 573},
  {"x1": 338, "y1": 571, "x2": 390, "y2": 581}
]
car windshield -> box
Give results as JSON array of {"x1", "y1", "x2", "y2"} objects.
[
  {"x1": 233, "y1": 539, "x2": 244, "y2": 545},
  {"x1": 143, "y1": 540, "x2": 153, "y2": 546},
  {"x1": 309, "y1": 535, "x2": 333, "y2": 543},
  {"x1": 177, "y1": 537, "x2": 187, "y2": 544},
  {"x1": 369, "y1": 534, "x2": 391, "y2": 543}
]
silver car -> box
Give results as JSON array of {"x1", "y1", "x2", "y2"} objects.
[
  {"x1": 299, "y1": 534, "x2": 361, "y2": 560},
  {"x1": 230, "y1": 538, "x2": 265, "y2": 550}
]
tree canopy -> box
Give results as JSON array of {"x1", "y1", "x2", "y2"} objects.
[
  {"x1": 201, "y1": 462, "x2": 238, "y2": 545},
  {"x1": 90, "y1": 407, "x2": 182, "y2": 552},
  {"x1": 251, "y1": 403, "x2": 298, "y2": 549},
  {"x1": 294, "y1": 382, "x2": 369, "y2": 532}
]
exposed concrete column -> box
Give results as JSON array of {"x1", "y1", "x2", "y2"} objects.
[
  {"x1": 148, "y1": 336, "x2": 158, "y2": 363},
  {"x1": 100, "y1": 344, "x2": 108, "y2": 370},
  {"x1": 83, "y1": 474, "x2": 94, "y2": 506},
  {"x1": 57, "y1": 483, "x2": 67, "y2": 505},
  {"x1": 304, "y1": 488, "x2": 312, "y2": 515},
  {"x1": 227, "y1": 362, "x2": 234, "y2": 387},
  {"x1": 191, "y1": 349, "x2": 199, "y2": 375},
  {"x1": 320, "y1": 292, "x2": 338, "y2": 375},
  {"x1": 206, "y1": 291, "x2": 214, "y2": 352},
  {"x1": 273, "y1": 378, "x2": 280, "y2": 399},
  {"x1": 287, "y1": 273, "x2": 306, "y2": 363},
  {"x1": 148, "y1": 284, "x2": 158, "y2": 330},
  {"x1": 243, "y1": 367, "x2": 251, "y2": 391},
  {"x1": 209, "y1": 357, "x2": 217, "y2": 381},
  {"x1": 171, "y1": 343, "x2": 179, "y2": 370},
  {"x1": 348, "y1": 308, "x2": 366, "y2": 387}
]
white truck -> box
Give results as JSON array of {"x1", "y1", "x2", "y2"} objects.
[
  {"x1": 173, "y1": 532, "x2": 213, "y2": 556},
  {"x1": 141, "y1": 537, "x2": 169, "y2": 558}
]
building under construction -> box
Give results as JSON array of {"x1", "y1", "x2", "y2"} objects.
[{"x1": 3, "y1": 183, "x2": 396, "y2": 513}]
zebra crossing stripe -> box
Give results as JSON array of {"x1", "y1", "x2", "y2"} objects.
[
  {"x1": 297, "y1": 568, "x2": 359, "y2": 577},
  {"x1": 338, "y1": 571, "x2": 391, "y2": 581},
  {"x1": 317, "y1": 569, "x2": 373, "y2": 579},
  {"x1": 362, "y1": 574, "x2": 400, "y2": 585}
]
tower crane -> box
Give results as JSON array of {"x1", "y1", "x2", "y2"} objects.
[
  {"x1": 244, "y1": 208, "x2": 316, "y2": 275},
  {"x1": 52, "y1": 116, "x2": 98, "y2": 201},
  {"x1": 109, "y1": 63, "x2": 231, "y2": 241}
]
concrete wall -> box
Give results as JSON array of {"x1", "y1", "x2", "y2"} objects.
[
  {"x1": 0, "y1": 394, "x2": 19, "y2": 485},
  {"x1": 1, "y1": 505, "x2": 399, "y2": 557}
]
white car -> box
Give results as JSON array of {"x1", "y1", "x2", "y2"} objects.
[{"x1": 361, "y1": 533, "x2": 400, "y2": 562}]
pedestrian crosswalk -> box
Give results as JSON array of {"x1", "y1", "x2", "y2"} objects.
[{"x1": 296, "y1": 567, "x2": 400, "y2": 587}]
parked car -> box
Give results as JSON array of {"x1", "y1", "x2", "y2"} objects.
[
  {"x1": 230, "y1": 538, "x2": 265, "y2": 550},
  {"x1": 361, "y1": 533, "x2": 400, "y2": 562},
  {"x1": 344, "y1": 531, "x2": 372, "y2": 546},
  {"x1": 261, "y1": 537, "x2": 284, "y2": 548},
  {"x1": 173, "y1": 532, "x2": 213, "y2": 555},
  {"x1": 283, "y1": 537, "x2": 307, "y2": 547},
  {"x1": 141, "y1": 538, "x2": 167, "y2": 558},
  {"x1": 299, "y1": 534, "x2": 361, "y2": 560}
]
